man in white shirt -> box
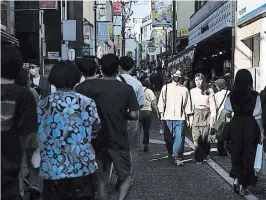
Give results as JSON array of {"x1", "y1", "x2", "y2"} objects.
[
  {"x1": 158, "y1": 70, "x2": 193, "y2": 166},
  {"x1": 29, "y1": 63, "x2": 56, "y2": 99}
]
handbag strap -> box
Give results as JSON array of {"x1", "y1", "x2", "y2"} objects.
[
  {"x1": 119, "y1": 75, "x2": 127, "y2": 84},
  {"x1": 217, "y1": 91, "x2": 228, "y2": 112},
  {"x1": 163, "y1": 84, "x2": 168, "y2": 116}
]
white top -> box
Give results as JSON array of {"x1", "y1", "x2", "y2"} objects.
[
  {"x1": 157, "y1": 82, "x2": 192, "y2": 120},
  {"x1": 141, "y1": 87, "x2": 156, "y2": 111},
  {"x1": 33, "y1": 76, "x2": 56, "y2": 94},
  {"x1": 117, "y1": 74, "x2": 145, "y2": 107},
  {"x1": 215, "y1": 89, "x2": 230, "y2": 119},
  {"x1": 224, "y1": 95, "x2": 262, "y2": 120}
]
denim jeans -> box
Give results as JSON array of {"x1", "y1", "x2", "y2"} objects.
[{"x1": 165, "y1": 120, "x2": 184, "y2": 159}]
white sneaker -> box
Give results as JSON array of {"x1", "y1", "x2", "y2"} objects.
[{"x1": 175, "y1": 160, "x2": 184, "y2": 166}]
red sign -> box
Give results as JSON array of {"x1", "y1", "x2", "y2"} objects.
[
  {"x1": 40, "y1": 0, "x2": 57, "y2": 9},
  {"x1": 113, "y1": 2, "x2": 122, "y2": 16}
]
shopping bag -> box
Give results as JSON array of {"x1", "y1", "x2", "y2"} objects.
[
  {"x1": 254, "y1": 144, "x2": 263, "y2": 173},
  {"x1": 31, "y1": 148, "x2": 41, "y2": 168}
]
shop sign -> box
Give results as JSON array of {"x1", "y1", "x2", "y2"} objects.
[
  {"x1": 177, "y1": 29, "x2": 189, "y2": 37},
  {"x1": 97, "y1": 21, "x2": 110, "y2": 42},
  {"x1": 189, "y1": 1, "x2": 233, "y2": 47},
  {"x1": 237, "y1": 0, "x2": 266, "y2": 23},
  {"x1": 113, "y1": 2, "x2": 122, "y2": 16},
  {"x1": 168, "y1": 49, "x2": 195, "y2": 73},
  {"x1": 151, "y1": 0, "x2": 173, "y2": 27},
  {"x1": 40, "y1": 0, "x2": 58, "y2": 9},
  {"x1": 142, "y1": 14, "x2": 151, "y2": 24},
  {"x1": 48, "y1": 52, "x2": 59, "y2": 59}
]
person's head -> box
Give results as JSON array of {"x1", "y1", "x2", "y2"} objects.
[
  {"x1": 119, "y1": 56, "x2": 134, "y2": 73},
  {"x1": 14, "y1": 68, "x2": 30, "y2": 87},
  {"x1": 48, "y1": 62, "x2": 81, "y2": 89},
  {"x1": 100, "y1": 53, "x2": 120, "y2": 77},
  {"x1": 76, "y1": 58, "x2": 98, "y2": 77},
  {"x1": 194, "y1": 73, "x2": 205, "y2": 88},
  {"x1": 215, "y1": 78, "x2": 227, "y2": 91},
  {"x1": 28, "y1": 61, "x2": 40, "y2": 77},
  {"x1": 1, "y1": 44, "x2": 23, "y2": 80},
  {"x1": 140, "y1": 77, "x2": 151, "y2": 88},
  {"x1": 231, "y1": 69, "x2": 253, "y2": 104},
  {"x1": 172, "y1": 70, "x2": 182, "y2": 83}
]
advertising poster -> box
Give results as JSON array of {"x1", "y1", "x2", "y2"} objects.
[
  {"x1": 151, "y1": 0, "x2": 172, "y2": 27},
  {"x1": 151, "y1": 29, "x2": 166, "y2": 47},
  {"x1": 97, "y1": 22, "x2": 110, "y2": 42},
  {"x1": 40, "y1": 0, "x2": 58, "y2": 9}
]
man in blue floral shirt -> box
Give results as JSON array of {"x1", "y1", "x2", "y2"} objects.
[{"x1": 37, "y1": 62, "x2": 100, "y2": 200}]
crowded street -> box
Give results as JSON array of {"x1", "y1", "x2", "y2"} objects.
[
  {"x1": 2, "y1": 1, "x2": 266, "y2": 200},
  {"x1": 108, "y1": 120, "x2": 266, "y2": 200}
]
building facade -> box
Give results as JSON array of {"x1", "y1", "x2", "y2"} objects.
[{"x1": 235, "y1": 0, "x2": 266, "y2": 91}]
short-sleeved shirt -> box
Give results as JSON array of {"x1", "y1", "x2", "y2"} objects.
[
  {"x1": 1, "y1": 83, "x2": 38, "y2": 198},
  {"x1": 76, "y1": 79, "x2": 139, "y2": 150},
  {"x1": 142, "y1": 87, "x2": 156, "y2": 111},
  {"x1": 37, "y1": 91, "x2": 100, "y2": 180},
  {"x1": 117, "y1": 74, "x2": 145, "y2": 108}
]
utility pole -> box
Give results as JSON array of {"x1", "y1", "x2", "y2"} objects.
[
  {"x1": 94, "y1": 1, "x2": 97, "y2": 57},
  {"x1": 165, "y1": 27, "x2": 168, "y2": 68},
  {"x1": 121, "y1": 2, "x2": 126, "y2": 56},
  {"x1": 172, "y1": 0, "x2": 176, "y2": 55}
]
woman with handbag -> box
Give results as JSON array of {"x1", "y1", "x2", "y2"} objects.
[
  {"x1": 224, "y1": 69, "x2": 265, "y2": 195},
  {"x1": 139, "y1": 78, "x2": 159, "y2": 152}
]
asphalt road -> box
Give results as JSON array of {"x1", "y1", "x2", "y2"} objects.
[{"x1": 109, "y1": 120, "x2": 266, "y2": 200}]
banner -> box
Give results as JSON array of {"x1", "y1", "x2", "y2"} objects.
[
  {"x1": 152, "y1": 29, "x2": 166, "y2": 47},
  {"x1": 151, "y1": 0, "x2": 172, "y2": 27},
  {"x1": 177, "y1": 29, "x2": 189, "y2": 37},
  {"x1": 97, "y1": 22, "x2": 110, "y2": 42},
  {"x1": 40, "y1": 0, "x2": 58, "y2": 9},
  {"x1": 169, "y1": 49, "x2": 195, "y2": 73},
  {"x1": 113, "y1": 2, "x2": 122, "y2": 16}
]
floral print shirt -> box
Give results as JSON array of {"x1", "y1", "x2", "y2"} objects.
[{"x1": 37, "y1": 91, "x2": 100, "y2": 180}]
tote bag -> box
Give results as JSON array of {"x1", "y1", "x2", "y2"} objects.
[{"x1": 254, "y1": 144, "x2": 266, "y2": 176}]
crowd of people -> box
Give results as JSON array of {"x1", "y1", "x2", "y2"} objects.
[{"x1": 1, "y1": 44, "x2": 266, "y2": 200}]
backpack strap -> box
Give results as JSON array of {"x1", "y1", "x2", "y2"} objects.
[
  {"x1": 163, "y1": 84, "x2": 167, "y2": 116},
  {"x1": 217, "y1": 91, "x2": 228, "y2": 113},
  {"x1": 119, "y1": 75, "x2": 127, "y2": 84}
]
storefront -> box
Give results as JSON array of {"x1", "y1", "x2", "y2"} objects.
[
  {"x1": 188, "y1": 0, "x2": 234, "y2": 81},
  {"x1": 235, "y1": 0, "x2": 266, "y2": 92}
]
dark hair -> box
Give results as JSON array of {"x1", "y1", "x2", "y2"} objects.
[
  {"x1": 100, "y1": 53, "x2": 119, "y2": 76},
  {"x1": 14, "y1": 68, "x2": 29, "y2": 87},
  {"x1": 76, "y1": 59, "x2": 98, "y2": 77},
  {"x1": 140, "y1": 77, "x2": 150, "y2": 88},
  {"x1": 194, "y1": 73, "x2": 210, "y2": 95},
  {"x1": 119, "y1": 56, "x2": 134, "y2": 71},
  {"x1": 230, "y1": 69, "x2": 253, "y2": 106},
  {"x1": 194, "y1": 73, "x2": 206, "y2": 82},
  {"x1": 48, "y1": 62, "x2": 81, "y2": 89},
  {"x1": 1, "y1": 44, "x2": 23, "y2": 80}
]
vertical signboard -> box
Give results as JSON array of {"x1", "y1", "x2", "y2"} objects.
[
  {"x1": 113, "y1": 1, "x2": 122, "y2": 16},
  {"x1": 151, "y1": 0, "x2": 173, "y2": 27},
  {"x1": 152, "y1": 29, "x2": 166, "y2": 47},
  {"x1": 40, "y1": 0, "x2": 58, "y2": 9},
  {"x1": 97, "y1": 21, "x2": 110, "y2": 43}
]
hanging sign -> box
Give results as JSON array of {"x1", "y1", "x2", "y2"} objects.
[
  {"x1": 97, "y1": 22, "x2": 110, "y2": 42},
  {"x1": 151, "y1": 0, "x2": 173, "y2": 27},
  {"x1": 68, "y1": 49, "x2": 75, "y2": 61}
]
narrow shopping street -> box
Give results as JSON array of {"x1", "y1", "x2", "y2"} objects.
[{"x1": 109, "y1": 120, "x2": 266, "y2": 200}]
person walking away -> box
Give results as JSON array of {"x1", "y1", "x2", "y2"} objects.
[
  {"x1": 1, "y1": 45, "x2": 38, "y2": 200},
  {"x1": 15, "y1": 68, "x2": 42, "y2": 200},
  {"x1": 150, "y1": 68, "x2": 164, "y2": 100},
  {"x1": 224, "y1": 69, "x2": 265, "y2": 195},
  {"x1": 76, "y1": 54, "x2": 139, "y2": 200},
  {"x1": 213, "y1": 78, "x2": 230, "y2": 156},
  {"x1": 37, "y1": 62, "x2": 100, "y2": 200},
  {"x1": 75, "y1": 58, "x2": 98, "y2": 89},
  {"x1": 118, "y1": 56, "x2": 145, "y2": 173},
  {"x1": 158, "y1": 70, "x2": 193, "y2": 166},
  {"x1": 190, "y1": 73, "x2": 216, "y2": 163},
  {"x1": 28, "y1": 62, "x2": 56, "y2": 99},
  {"x1": 139, "y1": 78, "x2": 160, "y2": 152},
  {"x1": 260, "y1": 86, "x2": 266, "y2": 152}
]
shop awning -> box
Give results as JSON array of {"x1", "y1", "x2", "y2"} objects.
[{"x1": 1, "y1": 30, "x2": 19, "y2": 47}]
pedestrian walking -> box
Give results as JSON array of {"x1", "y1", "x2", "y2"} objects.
[
  {"x1": 15, "y1": 68, "x2": 42, "y2": 200},
  {"x1": 1, "y1": 44, "x2": 38, "y2": 200},
  {"x1": 224, "y1": 69, "x2": 265, "y2": 195},
  {"x1": 76, "y1": 54, "x2": 139, "y2": 200},
  {"x1": 28, "y1": 62, "x2": 56, "y2": 99},
  {"x1": 37, "y1": 62, "x2": 101, "y2": 200},
  {"x1": 158, "y1": 70, "x2": 193, "y2": 166},
  {"x1": 190, "y1": 73, "x2": 216, "y2": 163},
  {"x1": 139, "y1": 78, "x2": 160, "y2": 152}
]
